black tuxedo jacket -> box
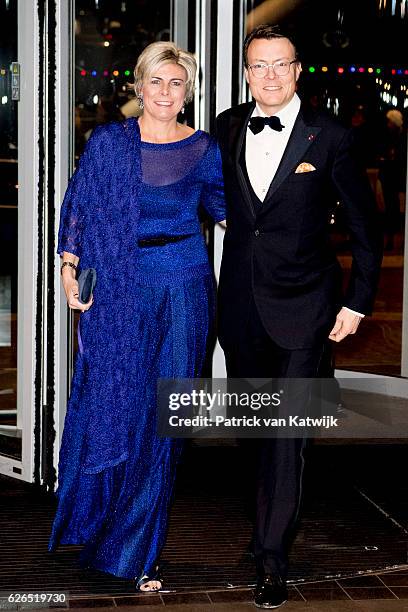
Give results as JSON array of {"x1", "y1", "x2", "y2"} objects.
[{"x1": 216, "y1": 101, "x2": 383, "y2": 350}]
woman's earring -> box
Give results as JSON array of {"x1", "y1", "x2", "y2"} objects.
[
  {"x1": 181, "y1": 106, "x2": 185, "y2": 115},
  {"x1": 138, "y1": 95, "x2": 144, "y2": 110}
]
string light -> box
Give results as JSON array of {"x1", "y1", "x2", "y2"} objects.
[
  {"x1": 76, "y1": 65, "x2": 408, "y2": 79},
  {"x1": 301, "y1": 65, "x2": 403, "y2": 76}
]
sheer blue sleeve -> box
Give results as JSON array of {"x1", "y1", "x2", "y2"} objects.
[
  {"x1": 57, "y1": 133, "x2": 96, "y2": 257},
  {"x1": 200, "y1": 141, "x2": 226, "y2": 222}
]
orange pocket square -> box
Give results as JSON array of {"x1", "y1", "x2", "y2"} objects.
[{"x1": 295, "y1": 162, "x2": 316, "y2": 173}]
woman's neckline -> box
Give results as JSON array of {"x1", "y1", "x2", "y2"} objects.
[{"x1": 135, "y1": 117, "x2": 203, "y2": 149}]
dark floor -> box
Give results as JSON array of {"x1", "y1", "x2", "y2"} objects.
[{"x1": 0, "y1": 442, "x2": 408, "y2": 610}]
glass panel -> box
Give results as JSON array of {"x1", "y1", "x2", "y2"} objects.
[
  {"x1": 0, "y1": 0, "x2": 19, "y2": 458},
  {"x1": 244, "y1": 0, "x2": 407, "y2": 376}
]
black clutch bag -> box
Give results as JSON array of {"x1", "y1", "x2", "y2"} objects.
[{"x1": 77, "y1": 268, "x2": 97, "y2": 304}]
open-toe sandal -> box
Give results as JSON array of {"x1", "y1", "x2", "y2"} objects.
[{"x1": 136, "y1": 566, "x2": 162, "y2": 592}]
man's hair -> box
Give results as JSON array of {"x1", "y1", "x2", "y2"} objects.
[{"x1": 243, "y1": 24, "x2": 298, "y2": 67}]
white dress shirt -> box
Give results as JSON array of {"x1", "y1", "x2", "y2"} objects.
[
  {"x1": 244, "y1": 94, "x2": 364, "y2": 319},
  {"x1": 246, "y1": 93, "x2": 301, "y2": 202}
]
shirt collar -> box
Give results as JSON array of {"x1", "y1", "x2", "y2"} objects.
[{"x1": 251, "y1": 93, "x2": 301, "y2": 128}]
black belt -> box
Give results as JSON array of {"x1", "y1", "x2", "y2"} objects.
[{"x1": 137, "y1": 234, "x2": 194, "y2": 247}]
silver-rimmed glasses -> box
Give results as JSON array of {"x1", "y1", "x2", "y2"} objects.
[{"x1": 248, "y1": 59, "x2": 298, "y2": 78}]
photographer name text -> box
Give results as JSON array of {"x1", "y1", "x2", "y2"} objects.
[{"x1": 168, "y1": 415, "x2": 338, "y2": 429}]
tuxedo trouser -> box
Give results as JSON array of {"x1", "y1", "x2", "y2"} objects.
[{"x1": 223, "y1": 297, "x2": 325, "y2": 578}]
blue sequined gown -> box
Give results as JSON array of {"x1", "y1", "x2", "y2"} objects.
[{"x1": 49, "y1": 119, "x2": 225, "y2": 579}]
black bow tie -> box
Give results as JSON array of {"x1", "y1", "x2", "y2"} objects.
[{"x1": 248, "y1": 115, "x2": 284, "y2": 135}]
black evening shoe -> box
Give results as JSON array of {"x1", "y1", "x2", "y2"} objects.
[{"x1": 254, "y1": 574, "x2": 288, "y2": 609}]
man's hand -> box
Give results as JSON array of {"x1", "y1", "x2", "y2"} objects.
[{"x1": 329, "y1": 307, "x2": 362, "y2": 342}]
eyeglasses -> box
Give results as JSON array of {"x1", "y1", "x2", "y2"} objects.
[{"x1": 248, "y1": 59, "x2": 298, "y2": 78}]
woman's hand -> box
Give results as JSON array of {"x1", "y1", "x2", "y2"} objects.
[
  {"x1": 62, "y1": 273, "x2": 93, "y2": 312},
  {"x1": 61, "y1": 254, "x2": 93, "y2": 312}
]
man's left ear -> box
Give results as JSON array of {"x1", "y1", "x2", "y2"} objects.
[
  {"x1": 295, "y1": 62, "x2": 302, "y2": 81},
  {"x1": 244, "y1": 67, "x2": 249, "y2": 84}
]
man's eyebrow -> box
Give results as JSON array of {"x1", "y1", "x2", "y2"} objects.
[{"x1": 249, "y1": 57, "x2": 292, "y2": 63}]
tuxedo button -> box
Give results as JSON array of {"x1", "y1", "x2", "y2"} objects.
[{"x1": 254, "y1": 229, "x2": 260, "y2": 237}]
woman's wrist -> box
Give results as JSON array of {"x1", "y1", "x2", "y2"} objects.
[
  {"x1": 61, "y1": 261, "x2": 77, "y2": 275},
  {"x1": 61, "y1": 268, "x2": 77, "y2": 283}
]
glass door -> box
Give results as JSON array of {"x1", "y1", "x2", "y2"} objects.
[
  {"x1": 0, "y1": 0, "x2": 39, "y2": 481},
  {"x1": 0, "y1": 0, "x2": 18, "y2": 459}
]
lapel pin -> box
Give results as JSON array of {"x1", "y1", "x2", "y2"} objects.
[{"x1": 308, "y1": 134, "x2": 315, "y2": 141}]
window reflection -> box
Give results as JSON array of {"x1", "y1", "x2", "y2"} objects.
[
  {"x1": 75, "y1": 0, "x2": 170, "y2": 156},
  {"x1": 245, "y1": 0, "x2": 407, "y2": 375}
]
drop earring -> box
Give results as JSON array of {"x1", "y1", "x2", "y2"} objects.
[
  {"x1": 181, "y1": 106, "x2": 185, "y2": 115},
  {"x1": 138, "y1": 95, "x2": 144, "y2": 110}
]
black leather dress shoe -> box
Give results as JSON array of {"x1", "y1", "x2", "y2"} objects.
[{"x1": 254, "y1": 574, "x2": 288, "y2": 609}]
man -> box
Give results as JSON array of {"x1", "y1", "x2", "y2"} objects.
[{"x1": 216, "y1": 25, "x2": 382, "y2": 609}]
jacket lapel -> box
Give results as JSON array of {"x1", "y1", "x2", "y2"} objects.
[
  {"x1": 229, "y1": 102, "x2": 257, "y2": 218},
  {"x1": 262, "y1": 109, "x2": 321, "y2": 203}
]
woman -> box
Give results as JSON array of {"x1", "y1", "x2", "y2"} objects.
[{"x1": 49, "y1": 41, "x2": 225, "y2": 591}]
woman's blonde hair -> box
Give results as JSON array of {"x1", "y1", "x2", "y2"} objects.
[{"x1": 133, "y1": 41, "x2": 196, "y2": 104}]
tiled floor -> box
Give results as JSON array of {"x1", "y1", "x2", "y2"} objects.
[
  {"x1": 48, "y1": 600, "x2": 408, "y2": 612},
  {"x1": 1, "y1": 444, "x2": 408, "y2": 610},
  {"x1": 21, "y1": 570, "x2": 408, "y2": 610}
]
